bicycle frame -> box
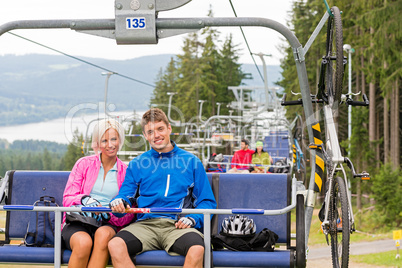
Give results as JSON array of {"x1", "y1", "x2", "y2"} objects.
[{"x1": 320, "y1": 104, "x2": 355, "y2": 233}]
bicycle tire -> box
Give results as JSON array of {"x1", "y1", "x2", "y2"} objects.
[
  {"x1": 300, "y1": 158, "x2": 307, "y2": 184},
  {"x1": 325, "y1": 6, "x2": 344, "y2": 105},
  {"x1": 296, "y1": 194, "x2": 306, "y2": 268},
  {"x1": 329, "y1": 176, "x2": 350, "y2": 268}
]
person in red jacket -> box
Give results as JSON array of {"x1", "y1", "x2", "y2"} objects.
[{"x1": 229, "y1": 139, "x2": 255, "y2": 172}]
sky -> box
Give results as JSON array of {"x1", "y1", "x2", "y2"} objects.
[{"x1": 0, "y1": 0, "x2": 294, "y2": 65}]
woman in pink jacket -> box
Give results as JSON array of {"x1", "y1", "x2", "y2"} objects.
[{"x1": 62, "y1": 118, "x2": 135, "y2": 268}]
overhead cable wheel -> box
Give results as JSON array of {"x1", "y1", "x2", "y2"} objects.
[
  {"x1": 329, "y1": 176, "x2": 350, "y2": 268},
  {"x1": 325, "y1": 6, "x2": 344, "y2": 106}
]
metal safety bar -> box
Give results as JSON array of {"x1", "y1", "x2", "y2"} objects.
[
  {"x1": 0, "y1": 176, "x2": 297, "y2": 268},
  {"x1": 207, "y1": 161, "x2": 289, "y2": 168},
  {"x1": 0, "y1": 171, "x2": 10, "y2": 204}
]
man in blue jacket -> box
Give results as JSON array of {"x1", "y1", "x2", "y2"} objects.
[{"x1": 108, "y1": 108, "x2": 217, "y2": 268}]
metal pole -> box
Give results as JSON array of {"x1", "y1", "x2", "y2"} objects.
[
  {"x1": 343, "y1": 44, "x2": 354, "y2": 156},
  {"x1": 348, "y1": 50, "x2": 352, "y2": 156},
  {"x1": 102, "y1": 72, "x2": 115, "y2": 116},
  {"x1": 343, "y1": 44, "x2": 354, "y2": 196},
  {"x1": 203, "y1": 213, "x2": 211, "y2": 268},
  {"x1": 54, "y1": 210, "x2": 62, "y2": 268}
]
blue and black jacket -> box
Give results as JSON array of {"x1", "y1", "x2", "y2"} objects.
[{"x1": 114, "y1": 142, "x2": 217, "y2": 230}]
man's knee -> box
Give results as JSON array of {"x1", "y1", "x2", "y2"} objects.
[
  {"x1": 109, "y1": 230, "x2": 143, "y2": 257},
  {"x1": 187, "y1": 245, "x2": 204, "y2": 258},
  {"x1": 186, "y1": 245, "x2": 205, "y2": 267},
  {"x1": 108, "y1": 237, "x2": 127, "y2": 257}
]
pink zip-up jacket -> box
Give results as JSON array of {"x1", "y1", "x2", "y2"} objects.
[{"x1": 62, "y1": 154, "x2": 135, "y2": 228}]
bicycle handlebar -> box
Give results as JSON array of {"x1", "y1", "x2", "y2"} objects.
[
  {"x1": 281, "y1": 93, "x2": 303, "y2": 106},
  {"x1": 346, "y1": 93, "x2": 370, "y2": 106}
]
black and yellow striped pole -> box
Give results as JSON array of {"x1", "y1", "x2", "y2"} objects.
[{"x1": 311, "y1": 123, "x2": 324, "y2": 193}]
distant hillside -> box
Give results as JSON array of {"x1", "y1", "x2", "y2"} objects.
[
  {"x1": 0, "y1": 54, "x2": 282, "y2": 126},
  {"x1": 0, "y1": 138, "x2": 66, "y2": 153}
]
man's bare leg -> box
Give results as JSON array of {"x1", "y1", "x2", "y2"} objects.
[
  {"x1": 108, "y1": 236, "x2": 135, "y2": 268},
  {"x1": 183, "y1": 245, "x2": 204, "y2": 268}
]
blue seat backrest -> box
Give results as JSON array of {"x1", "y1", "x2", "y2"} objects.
[
  {"x1": 6, "y1": 171, "x2": 70, "y2": 240},
  {"x1": 216, "y1": 173, "x2": 290, "y2": 244},
  {"x1": 277, "y1": 148, "x2": 290, "y2": 158},
  {"x1": 271, "y1": 157, "x2": 286, "y2": 164},
  {"x1": 206, "y1": 173, "x2": 220, "y2": 234}
]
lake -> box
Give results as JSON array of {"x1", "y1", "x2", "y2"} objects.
[{"x1": 0, "y1": 110, "x2": 142, "y2": 144}]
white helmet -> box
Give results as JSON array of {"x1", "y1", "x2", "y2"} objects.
[{"x1": 221, "y1": 215, "x2": 256, "y2": 237}]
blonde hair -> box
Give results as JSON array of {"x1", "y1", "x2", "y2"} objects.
[{"x1": 91, "y1": 118, "x2": 125, "y2": 154}]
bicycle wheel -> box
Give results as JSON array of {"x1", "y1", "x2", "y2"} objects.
[
  {"x1": 296, "y1": 194, "x2": 306, "y2": 268},
  {"x1": 325, "y1": 6, "x2": 344, "y2": 105},
  {"x1": 329, "y1": 176, "x2": 350, "y2": 268}
]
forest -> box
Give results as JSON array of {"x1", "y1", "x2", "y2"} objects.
[
  {"x1": 0, "y1": 135, "x2": 83, "y2": 176},
  {"x1": 278, "y1": 0, "x2": 401, "y2": 226}
]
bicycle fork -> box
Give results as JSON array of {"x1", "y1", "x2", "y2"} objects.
[{"x1": 321, "y1": 165, "x2": 355, "y2": 239}]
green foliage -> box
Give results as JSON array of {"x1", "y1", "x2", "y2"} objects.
[
  {"x1": 372, "y1": 163, "x2": 402, "y2": 227},
  {"x1": 0, "y1": 139, "x2": 10, "y2": 150},
  {"x1": 351, "y1": 250, "x2": 402, "y2": 267},
  {"x1": 355, "y1": 0, "x2": 402, "y2": 89},
  {"x1": 0, "y1": 140, "x2": 66, "y2": 176},
  {"x1": 150, "y1": 10, "x2": 248, "y2": 124},
  {"x1": 150, "y1": 58, "x2": 178, "y2": 116},
  {"x1": 63, "y1": 129, "x2": 85, "y2": 171},
  {"x1": 349, "y1": 106, "x2": 375, "y2": 194},
  {"x1": 280, "y1": 0, "x2": 401, "y2": 220},
  {"x1": 9, "y1": 139, "x2": 67, "y2": 154},
  {"x1": 278, "y1": 0, "x2": 327, "y2": 122}
]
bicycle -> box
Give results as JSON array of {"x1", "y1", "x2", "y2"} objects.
[
  {"x1": 289, "y1": 114, "x2": 307, "y2": 183},
  {"x1": 282, "y1": 6, "x2": 370, "y2": 268}
]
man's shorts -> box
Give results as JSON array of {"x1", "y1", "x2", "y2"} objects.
[{"x1": 116, "y1": 218, "x2": 204, "y2": 256}]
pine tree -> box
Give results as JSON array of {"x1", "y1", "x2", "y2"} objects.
[
  {"x1": 217, "y1": 34, "x2": 248, "y2": 115},
  {"x1": 150, "y1": 58, "x2": 178, "y2": 116},
  {"x1": 42, "y1": 148, "x2": 52, "y2": 170},
  {"x1": 199, "y1": 24, "x2": 220, "y2": 118},
  {"x1": 63, "y1": 129, "x2": 84, "y2": 171},
  {"x1": 175, "y1": 32, "x2": 204, "y2": 122}
]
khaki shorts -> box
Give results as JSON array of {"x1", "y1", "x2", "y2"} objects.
[{"x1": 121, "y1": 217, "x2": 203, "y2": 255}]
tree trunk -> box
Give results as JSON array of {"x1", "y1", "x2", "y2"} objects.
[
  {"x1": 369, "y1": 27, "x2": 376, "y2": 152},
  {"x1": 356, "y1": 179, "x2": 362, "y2": 213},
  {"x1": 390, "y1": 82, "x2": 396, "y2": 168},
  {"x1": 376, "y1": 109, "x2": 381, "y2": 168},
  {"x1": 392, "y1": 79, "x2": 400, "y2": 169},
  {"x1": 361, "y1": 55, "x2": 366, "y2": 95},
  {"x1": 384, "y1": 90, "x2": 390, "y2": 163}
]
